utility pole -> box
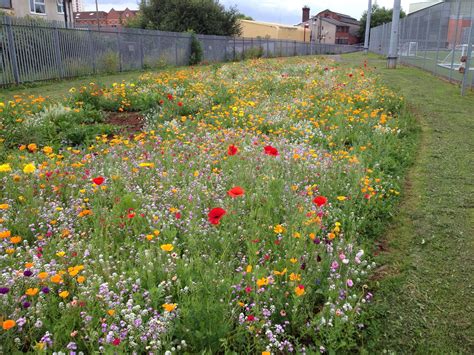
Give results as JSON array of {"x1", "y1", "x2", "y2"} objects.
[
  {"x1": 364, "y1": 0, "x2": 372, "y2": 54},
  {"x1": 95, "y1": 0, "x2": 100, "y2": 31},
  {"x1": 387, "y1": 0, "x2": 401, "y2": 68}
]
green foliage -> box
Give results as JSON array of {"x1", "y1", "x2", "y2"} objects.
[
  {"x1": 359, "y1": 4, "x2": 406, "y2": 40},
  {"x1": 0, "y1": 103, "x2": 116, "y2": 148},
  {"x1": 133, "y1": 0, "x2": 242, "y2": 36},
  {"x1": 98, "y1": 51, "x2": 120, "y2": 74},
  {"x1": 242, "y1": 46, "x2": 264, "y2": 60},
  {"x1": 189, "y1": 33, "x2": 204, "y2": 65}
]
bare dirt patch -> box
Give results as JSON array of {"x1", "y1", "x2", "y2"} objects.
[{"x1": 105, "y1": 112, "x2": 144, "y2": 133}]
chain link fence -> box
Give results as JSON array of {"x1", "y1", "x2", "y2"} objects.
[
  {"x1": 369, "y1": 0, "x2": 474, "y2": 93},
  {"x1": 0, "y1": 16, "x2": 361, "y2": 86}
]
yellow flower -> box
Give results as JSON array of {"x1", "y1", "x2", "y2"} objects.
[
  {"x1": 43, "y1": 146, "x2": 53, "y2": 154},
  {"x1": 273, "y1": 224, "x2": 285, "y2": 234},
  {"x1": 77, "y1": 276, "x2": 86, "y2": 284},
  {"x1": 246, "y1": 265, "x2": 252, "y2": 273},
  {"x1": 38, "y1": 272, "x2": 49, "y2": 280},
  {"x1": 27, "y1": 143, "x2": 38, "y2": 152},
  {"x1": 294, "y1": 285, "x2": 305, "y2": 297},
  {"x1": 262, "y1": 352, "x2": 271, "y2": 355},
  {"x1": 107, "y1": 309, "x2": 116, "y2": 316},
  {"x1": 139, "y1": 162, "x2": 155, "y2": 168},
  {"x1": 337, "y1": 196, "x2": 347, "y2": 201},
  {"x1": 26, "y1": 288, "x2": 39, "y2": 296},
  {"x1": 23, "y1": 163, "x2": 36, "y2": 174},
  {"x1": 289, "y1": 258, "x2": 298, "y2": 264},
  {"x1": 59, "y1": 290, "x2": 69, "y2": 298},
  {"x1": 56, "y1": 251, "x2": 66, "y2": 257},
  {"x1": 160, "y1": 244, "x2": 174, "y2": 252},
  {"x1": 0, "y1": 163, "x2": 12, "y2": 172},
  {"x1": 0, "y1": 204, "x2": 9, "y2": 210},
  {"x1": 273, "y1": 268, "x2": 287, "y2": 276},
  {"x1": 289, "y1": 273, "x2": 301, "y2": 281},
  {"x1": 162, "y1": 303, "x2": 177, "y2": 312},
  {"x1": 256, "y1": 277, "x2": 269, "y2": 287}
]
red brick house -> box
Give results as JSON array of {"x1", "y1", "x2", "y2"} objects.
[
  {"x1": 74, "y1": 7, "x2": 138, "y2": 29},
  {"x1": 316, "y1": 10, "x2": 360, "y2": 45},
  {"x1": 300, "y1": 8, "x2": 361, "y2": 45}
]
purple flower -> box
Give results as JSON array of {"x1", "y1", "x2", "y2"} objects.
[
  {"x1": 0, "y1": 287, "x2": 10, "y2": 294},
  {"x1": 23, "y1": 301, "x2": 31, "y2": 308},
  {"x1": 41, "y1": 287, "x2": 50, "y2": 294},
  {"x1": 347, "y1": 279, "x2": 354, "y2": 287},
  {"x1": 23, "y1": 270, "x2": 33, "y2": 277}
]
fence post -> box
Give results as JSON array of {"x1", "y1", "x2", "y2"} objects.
[
  {"x1": 175, "y1": 34, "x2": 178, "y2": 66},
  {"x1": 87, "y1": 28, "x2": 96, "y2": 74},
  {"x1": 422, "y1": 7, "x2": 433, "y2": 70},
  {"x1": 233, "y1": 36, "x2": 236, "y2": 61},
  {"x1": 116, "y1": 29, "x2": 122, "y2": 72},
  {"x1": 449, "y1": 0, "x2": 462, "y2": 82},
  {"x1": 53, "y1": 26, "x2": 64, "y2": 79},
  {"x1": 461, "y1": 0, "x2": 474, "y2": 95},
  {"x1": 4, "y1": 16, "x2": 20, "y2": 84},
  {"x1": 266, "y1": 38, "x2": 269, "y2": 58},
  {"x1": 433, "y1": 6, "x2": 445, "y2": 76},
  {"x1": 139, "y1": 36, "x2": 144, "y2": 69}
]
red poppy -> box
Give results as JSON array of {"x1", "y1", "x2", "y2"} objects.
[
  {"x1": 227, "y1": 186, "x2": 245, "y2": 198},
  {"x1": 92, "y1": 176, "x2": 105, "y2": 185},
  {"x1": 264, "y1": 145, "x2": 279, "y2": 156},
  {"x1": 167, "y1": 93, "x2": 174, "y2": 101},
  {"x1": 247, "y1": 315, "x2": 255, "y2": 322},
  {"x1": 227, "y1": 145, "x2": 238, "y2": 156},
  {"x1": 313, "y1": 196, "x2": 327, "y2": 207},
  {"x1": 208, "y1": 207, "x2": 226, "y2": 225},
  {"x1": 112, "y1": 338, "x2": 121, "y2": 346},
  {"x1": 177, "y1": 101, "x2": 183, "y2": 107}
]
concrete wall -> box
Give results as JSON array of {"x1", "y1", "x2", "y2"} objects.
[
  {"x1": 320, "y1": 20, "x2": 336, "y2": 44},
  {"x1": 239, "y1": 20, "x2": 311, "y2": 42}
]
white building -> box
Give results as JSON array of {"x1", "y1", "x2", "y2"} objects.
[{"x1": 72, "y1": 0, "x2": 83, "y2": 12}]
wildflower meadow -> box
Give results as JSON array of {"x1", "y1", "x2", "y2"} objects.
[{"x1": 0, "y1": 57, "x2": 415, "y2": 353}]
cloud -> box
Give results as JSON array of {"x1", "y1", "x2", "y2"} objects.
[{"x1": 85, "y1": 0, "x2": 411, "y2": 24}]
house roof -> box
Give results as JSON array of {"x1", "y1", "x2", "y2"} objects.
[
  {"x1": 73, "y1": 8, "x2": 138, "y2": 21},
  {"x1": 316, "y1": 9, "x2": 360, "y2": 25},
  {"x1": 74, "y1": 11, "x2": 108, "y2": 20}
]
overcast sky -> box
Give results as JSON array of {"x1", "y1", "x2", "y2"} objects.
[{"x1": 85, "y1": 0, "x2": 412, "y2": 24}]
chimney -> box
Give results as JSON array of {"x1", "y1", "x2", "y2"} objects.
[{"x1": 302, "y1": 6, "x2": 310, "y2": 23}]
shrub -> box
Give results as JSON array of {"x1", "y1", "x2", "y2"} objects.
[{"x1": 189, "y1": 33, "x2": 203, "y2": 66}]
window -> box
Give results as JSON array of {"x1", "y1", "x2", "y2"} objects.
[
  {"x1": 57, "y1": 0, "x2": 64, "y2": 13},
  {"x1": 30, "y1": 0, "x2": 46, "y2": 14},
  {"x1": 0, "y1": 0, "x2": 11, "y2": 9}
]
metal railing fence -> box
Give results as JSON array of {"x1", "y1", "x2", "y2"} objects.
[
  {"x1": 0, "y1": 16, "x2": 361, "y2": 86},
  {"x1": 369, "y1": 0, "x2": 474, "y2": 94}
]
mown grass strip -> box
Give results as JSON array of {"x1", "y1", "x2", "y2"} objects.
[{"x1": 339, "y1": 52, "x2": 474, "y2": 353}]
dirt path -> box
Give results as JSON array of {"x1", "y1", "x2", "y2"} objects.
[{"x1": 340, "y1": 53, "x2": 474, "y2": 353}]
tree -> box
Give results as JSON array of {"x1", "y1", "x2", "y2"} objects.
[
  {"x1": 359, "y1": 4, "x2": 406, "y2": 40},
  {"x1": 131, "y1": 0, "x2": 242, "y2": 36}
]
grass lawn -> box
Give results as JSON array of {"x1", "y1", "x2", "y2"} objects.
[
  {"x1": 340, "y1": 52, "x2": 474, "y2": 353},
  {"x1": 0, "y1": 69, "x2": 162, "y2": 102}
]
